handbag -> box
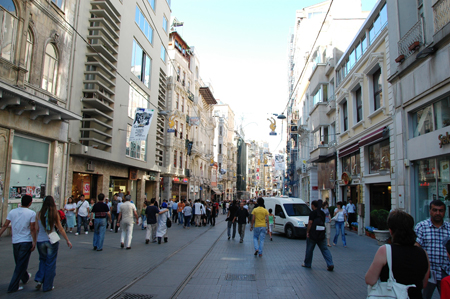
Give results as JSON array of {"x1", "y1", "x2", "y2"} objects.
[
  {"x1": 366, "y1": 244, "x2": 415, "y2": 298},
  {"x1": 47, "y1": 231, "x2": 60, "y2": 244},
  {"x1": 166, "y1": 214, "x2": 172, "y2": 228}
]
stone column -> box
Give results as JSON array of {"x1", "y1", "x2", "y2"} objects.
[{"x1": 155, "y1": 173, "x2": 160, "y2": 203}]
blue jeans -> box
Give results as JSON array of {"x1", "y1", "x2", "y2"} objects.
[
  {"x1": 77, "y1": 215, "x2": 88, "y2": 234},
  {"x1": 36, "y1": 241, "x2": 59, "y2": 291},
  {"x1": 8, "y1": 242, "x2": 33, "y2": 292},
  {"x1": 333, "y1": 221, "x2": 346, "y2": 246},
  {"x1": 227, "y1": 221, "x2": 237, "y2": 238},
  {"x1": 303, "y1": 237, "x2": 334, "y2": 267},
  {"x1": 168, "y1": 207, "x2": 172, "y2": 218},
  {"x1": 253, "y1": 227, "x2": 266, "y2": 254},
  {"x1": 93, "y1": 218, "x2": 107, "y2": 250},
  {"x1": 141, "y1": 215, "x2": 146, "y2": 229},
  {"x1": 178, "y1": 212, "x2": 183, "y2": 224},
  {"x1": 184, "y1": 215, "x2": 191, "y2": 227}
]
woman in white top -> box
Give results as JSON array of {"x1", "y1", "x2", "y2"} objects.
[
  {"x1": 333, "y1": 201, "x2": 347, "y2": 247},
  {"x1": 156, "y1": 202, "x2": 169, "y2": 244},
  {"x1": 35, "y1": 196, "x2": 72, "y2": 292},
  {"x1": 64, "y1": 197, "x2": 76, "y2": 233}
]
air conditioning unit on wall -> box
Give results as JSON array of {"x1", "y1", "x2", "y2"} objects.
[{"x1": 87, "y1": 160, "x2": 95, "y2": 171}]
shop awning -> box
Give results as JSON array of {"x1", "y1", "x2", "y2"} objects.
[
  {"x1": 359, "y1": 126, "x2": 388, "y2": 147},
  {"x1": 338, "y1": 142, "x2": 360, "y2": 158},
  {"x1": 211, "y1": 187, "x2": 222, "y2": 195}
]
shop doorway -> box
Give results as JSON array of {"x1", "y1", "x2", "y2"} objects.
[
  {"x1": 342, "y1": 185, "x2": 359, "y2": 204},
  {"x1": 109, "y1": 177, "x2": 128, "y2": 199},
  {"x1": 72, "y1": 173, "x2": 98, "y2": 202},
  {"x1": 369, "y1": 184, "x2": 392, "y2": 226}
]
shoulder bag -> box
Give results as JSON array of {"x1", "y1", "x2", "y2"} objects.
[
  {"x1": 366, "y1": 244, "x2": 416, "y2": 298},
  {"x1": 166, "y1": 212, "x2": 172, "y2": 228}
]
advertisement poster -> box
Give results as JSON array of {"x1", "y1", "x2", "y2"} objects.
[
  {"x1": 275, "y1": 155, "x2": 285, "y2": 171},
  {"x1": 189, "y1": 117, "x2": 200, "y2": 126},
  {"x1": 130, "y1": 108, "x2": 154, "y2": 141},
  {"x1": 83, "y1": 182, "x2": 90, "y2": 197},
  {"x1": 441, "y1": 161, "x2": 449, "y2": 183}
]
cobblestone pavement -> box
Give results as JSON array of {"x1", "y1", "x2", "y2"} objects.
[{"x1": 0, "y1": 215, "x2": 440, "y2": 298}]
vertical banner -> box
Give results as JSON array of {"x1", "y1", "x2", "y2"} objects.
[
  {"x1": 130, "y1": 108, "x2": 154, "y2": 141},
  {"x1": 275, "y1": 155, "x2": 285, "y2": 171}
]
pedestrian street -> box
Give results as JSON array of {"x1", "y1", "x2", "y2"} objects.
[{"x1": 0, "y1": 214, "x2": 440, "y2": 298}]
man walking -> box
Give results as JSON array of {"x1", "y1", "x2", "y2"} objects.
[
  {"x1": 194, "y1": 200, "x2": 204, "y2": 227},
  {"x1": 172, "y1": 200, "x2": 178, "y2": 223},
  {"x1": 0, "y1": 195, "x2": 37, "y2": 292},
  {"x1": 346, "y1": 199, "x2": 356, "y2": 230},
  {"x1": 237, "y1": 201, "x2": 249, "y2": 243},
  {"x1": 248, "y1": 200, "x2": 255, "y2": 224},
  {"x1": 415, "y1": 200, "x2": 450, "y2": 298},
  {"x1": 90, "y1": 193, "x2": 111, "y2": 251},
  {"x1": 250, "y1": 197, "x2": 269, "y2": 257},
  {"x1": 177, "y1": 199, "x2": 185, "y2": 225},
  {"x1": 117, "y1": 195, "x2": 139, "y2": 249},
  {"x1": 227, "y1": 200, "x2": 238, "y2": 240},
  {"x1": 145, "y1": 198, "x2": 159, "y2": 244},
  {"x1": 75, "y1": 195, "x2": 90, "y2": 235},
  {"x1": 302, "y1": 200, "x2": 334, "y2": 271}
]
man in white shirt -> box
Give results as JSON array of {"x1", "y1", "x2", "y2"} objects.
[
  {"x1": 168, "y1": 199, "x2": 173, "y2": 218},
  {"x1": 117, "y1": 195, "x2": 139, "y2": 249},
  {"x1": 75, "y1": 195, "x2": 90, "y2": 235},
  {"x1": 0, "y1": 195, "x2": 37, "y2": 293},
  {"x1": 194, "y1": 200, "x2": 204, "y2": 227},
  {"x1": 346, "y1": 199, "x2": 356, "y2": 230}
]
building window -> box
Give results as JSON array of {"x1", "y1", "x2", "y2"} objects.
[
  {"x1": 175, "y1": 120, "x2": 178, "y2": 137},
  {"x1": 148, "y1": 0, "x2": 155, "y2": 10},
  {"x1": 52, "y1": 0, "x2": 65, "y2": 9},
  {"x1": 412, "y1": 96, "x2": 450, "y2": 137},
  {"x1": 312, "y1": 85, "x2": 328, "y2": 107},
  {"x1": 313, "y1": 127, "x2": 329, "y2": 149},
  {"x1": 342, "y1": 151, "x2": 360, "y2": 176},
  {"x1": 176, "y1": 67, "x2": 180, "y2": 81},
  {"x1": 42, "y1": 43, "x2": 58, "y2": 94},
  {"x1": 355, "y1": 87, "x2": 363, "y2": 123},
  {"x1": 128, "y1": 81, "x2": 149, "y2": 119},
  {"x1": 135, "y1": 6, "x2": 153, "y2": 44},
  {"x1": 131, "y1": 40, "x2": 151, "y2": 89},
  {"x1": 342, "y1": 100, "x2": 348, "y2": 132},
  {"x1": 368, "y1": 139, "x2": 390, "y2": 174},
  {"x1": 180, "y1": 152, "x2": 183, "y2": 169},
  {"x1": 176, "y1": 93, "x2": 179, "y2": 109},
  {"x1": 126, "y1": 125, "x2": 146, "y2": 161},
  {"x1": 163, "y1": 15, "x2": 168, "y2": 32},
  {"x1": 185, "y1": 156, "x2": 187, "y2": 169},
  {"x1": 166, "y1": 0, "x2": 171, "y2": 8},
  {"x1": 373, "y1": 68, "x2": 382, "y2": 111},
  {"x1": 24, "y1": 29, "x2": 33, "y2": 82},
  {"x1": 161, "y1": 45, "x2": 166, "y2": 62},
  {"x1": 219, "y1": 144, "x2": 222, "y2": 154},
  {"x1": 174, "y1": 150, "x2": 177, "y2": 168},
  {"x1": 219, "y1": 125, "x2": 223, "y2": 136},
  {"x1": 180, "y1": 123, "x2": 183, "y2": 139},
  {"x1": 181, "y1": 97, "x2": 184, "y2": 112}
]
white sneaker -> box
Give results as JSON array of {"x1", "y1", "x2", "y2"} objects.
[
  {"x1": 17, "y1": 286, "x2": 23, "y2": 291},
  {"x1": 110, "y1": 229, "x2": 113, "y2": 232},
  {"x1": 85, "y1": 231, "x2": 88, "y2": 235},
  {"x1": 75, "y1": 233, "x2": 79, "y2": 236}
]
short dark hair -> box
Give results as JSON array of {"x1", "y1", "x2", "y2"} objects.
[
  {"x1": 21, "y1": 195, "x2": 32, "y2": 207},
  {"x1": 430, "y1": 200, "x2": 445, "y2": 210},
  {"x1": 336, "y1": 201, "x2": 343, "y2": 208},
  {"x1": 388, "y1": 209, "x2": 416, "y2": 246},
  {"x1": 257, "y1": 197, "x2": 264, "y2": 207},
  {"x1": 322, "y1": 201, "x2": 329, "y2": 208},
  {"x1": 98, "y1": 193, "x2": 105, "y2": 201},
  {"x1": 269, "y1": 208, "x2": 272, "y2": 213},
  {"x1": 150, "y1": 198, "x2": 155, "y2": 204},
  {"x1": 311, "y1": 200, "x2": 319, "y2": 208}
]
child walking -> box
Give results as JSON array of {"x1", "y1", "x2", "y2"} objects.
[{"x1": 268, "y1": 209, "x2": 275, "y2": 241}]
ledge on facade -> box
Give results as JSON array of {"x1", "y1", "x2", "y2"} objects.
[{"x1": 199, "y1": 86, "x2": 217, "y2": 104}]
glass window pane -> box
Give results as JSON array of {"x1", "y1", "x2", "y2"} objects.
[
  {"x1": 161, "y1": 45, "x2": 166, "y2": 62},
  {"x1": 0, "y1": 0, "x2": 17, "y2": 13},
  {"x1": 415, "y1": 158, "x2": 437, "y2": 222},
  {"x1": 149, "y1": 0, "x2": 155, "y2": 10},
  {"x1": 128, "y1": 81, "x2": 149, "y2": 119},
  {"x1": 135, "y1": 6, "x2": 139, "y2": 24},
  {"x1": 361, "y1": 37, "x2": 367, "y2": 53},
  {"x1": 144, "y1": 56, "x2": 151, "y2": 88},
  {"x1": 434, "y1": 96, "x2": 450, "y2": 130},
  {"x1": 10, "y1": 164, "x2": 47, "y2": 199},
  {"x1": 380, "y1": 4, "x2": 387, "y2": 28},
  {"x1": 1, "y1": 12, "x2": 15, "y2": 61},
  {"x1": 12, "y1": 136, "x2": 49, "y2": 164},
  {"x1": 413, "y1": 105, "x2": 434, "y2": 137}
]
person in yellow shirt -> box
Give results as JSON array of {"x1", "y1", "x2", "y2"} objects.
[{"x1": 250, "y1": 197, "x2": 269, "y2": 257}]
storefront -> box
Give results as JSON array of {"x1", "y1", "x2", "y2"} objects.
[
  {"x1": 339, "y1": 144, "x2": 361, "y2": 205},
  {"x1": 72, "y1": 173, "x2": 97, "y2": 201}
]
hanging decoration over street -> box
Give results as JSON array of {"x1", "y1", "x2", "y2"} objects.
[
  {"x1": 129, "y1": 108, "x2": 154, "y2": 141},
  {"x1": 167, "y1": 115, "x2": 176, "y2": 133},
  {"x1": 268, "y1": 117, "x2": 277, "y2": 135}
]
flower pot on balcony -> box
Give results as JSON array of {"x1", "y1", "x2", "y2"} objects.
[
  {"x1": 395, "y1": 55, "x2": 405, "y2": 63},
  {"x1": 373, "y1": 229, "x2": 391, "y2": 246},
  {"x1": 408, "y1": 41, "x2": 420, "y2": 51}
]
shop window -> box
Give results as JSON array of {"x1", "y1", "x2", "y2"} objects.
[
  {"x1": 412, "y1": 105, "x2": 434, "y2": 137},
  {"x1": 0, "y1": 0, "x2": 17, "y2": 62},
  {"x1": 414, "y1": 157, "x2": 450, "y2": 223},
  {"x1": 9, "y1": 136, "x2": 49, "y2": 206},
  {"x1": 126, "y1": 125, "x2": 146, "y2": 161},
  {"x1": 434, "y1": 96, "x2": 450, "y2": 130},
  {"x1": 368, "y1": 139, "x2": 390, "y2": 174},
  {"x1": 341, "y1": 151, "x2": 360, "y2": 176},
  {"x1": 42, "y1": 43, "x2": 58, "y2": 94},
  {"x1": 24, "y1": 29, "x2": 33, "y2": 82},
  {"x1": 128, "y1": 81, "x2": 149, "y2": 119},
  {"x1": 131, "y1": 39, "x2": 151, "y2": 88}
]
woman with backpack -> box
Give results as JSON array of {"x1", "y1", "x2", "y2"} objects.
[{"x1": 35, "y1": 196, "x2": 72, "y2": 292}]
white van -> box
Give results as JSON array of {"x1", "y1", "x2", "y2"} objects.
[{"x1": 263, "y1": 196, "x2": 311, "y2": 239}]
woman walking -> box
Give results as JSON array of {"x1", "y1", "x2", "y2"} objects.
[
  {"x1": 35, "y1": 196, "x2": 72, "y2": 292},
  {"x1": 64, "y1": 197, "x2": 76, "y2": 233},
  {"x1": 333, "y1": 202, "x2": 347, "y2": 247},
  {"x1": 322, "y1": 201, "x2": 332, "y2": 247},
  {"x1": 365, "y1": 210, "x2": 429, "y2": 299},
  {"x1": 156, "y1": 202, "x2": 169, "y2": 243},
  {"x1": 250, "y1": 197, "x2": 269, "y2": 257}
]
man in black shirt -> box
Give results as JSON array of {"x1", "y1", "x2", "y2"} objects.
[
  {"x1": 302, "y1": 200, "x2": 334, "y2": 271},
  {"x1": 145, "y1": 198, "x2": 160, "y2": 244},
  {"x1": 236, "y1": 201, "x2": 249, "y2": 243},
  {"x1": 90, "y1": 193, "x2": 111, "y2": 251},
  {"x1": 227, "y1": 200, "x2": 239, "y2": 240}
]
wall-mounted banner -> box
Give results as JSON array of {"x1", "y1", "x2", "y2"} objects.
[
  {"x1": 275, "y1": 154, "x2": 285, "y2": 171},
  {"x1": 189, "y1": 117, "x2": 200, "y2": 126},
  {"x1": 130, "y1": 108, "x2": 154, "y2": 141}
]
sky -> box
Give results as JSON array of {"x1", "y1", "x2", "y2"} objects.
[{"x1": 171, "y1": 0, "x2": 378, "y2": 152}]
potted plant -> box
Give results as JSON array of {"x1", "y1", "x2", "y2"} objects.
[{"x1": 371, "y1": 209, "x2": 391, "y2": 245}]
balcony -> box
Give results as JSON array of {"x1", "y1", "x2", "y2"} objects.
[
  {"x1": 325, "y1": 58, "x2": 334, "y2": 76},
  {"x1": 309, "y1": 103, "x2": 329, "y2": 129},
  {"x1": 397, "y1": 18, "x2": 423, "y2": 60},
  {"x1": 326, "y1": 95, "x2": 336, "y2": 115}
]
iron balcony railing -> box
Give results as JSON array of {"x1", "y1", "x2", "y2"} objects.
[{"x1": 398, "y1": 18, "x2": 424, "y2": 59}]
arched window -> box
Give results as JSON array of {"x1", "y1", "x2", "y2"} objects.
[
  {"x1": 0, "y1": 0, "x2": 18, "y2": 62},
  {"x1": 42, "y1": 43, "x2": 58, "y2": 94},
  {"x1": 24, "y1": 29, "x2": 33, "y2": 82}
]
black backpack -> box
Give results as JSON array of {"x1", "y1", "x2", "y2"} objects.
[{"x1": 309, "y1": 210, "x2": 326, "y2": 241}]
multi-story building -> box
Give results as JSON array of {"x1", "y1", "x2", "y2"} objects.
[
  {"x1": 335, "y1": 0, "x2": 391, "y2": 231},
  {"x1": 213, "y1": 103, "x2": 236, "y2": 201},
  {"x1": 67, "y1": 0, "x2": 171, "y2": 210},
  {"x1": 387, "y1": 0, "x2": 450, "y2": 223},
  {"x1": 0, "y1": 0, "x2": 81, "y2": 224},
  {"x1": 287, "y1": 0, "x2": 369, "y2": 204}
]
